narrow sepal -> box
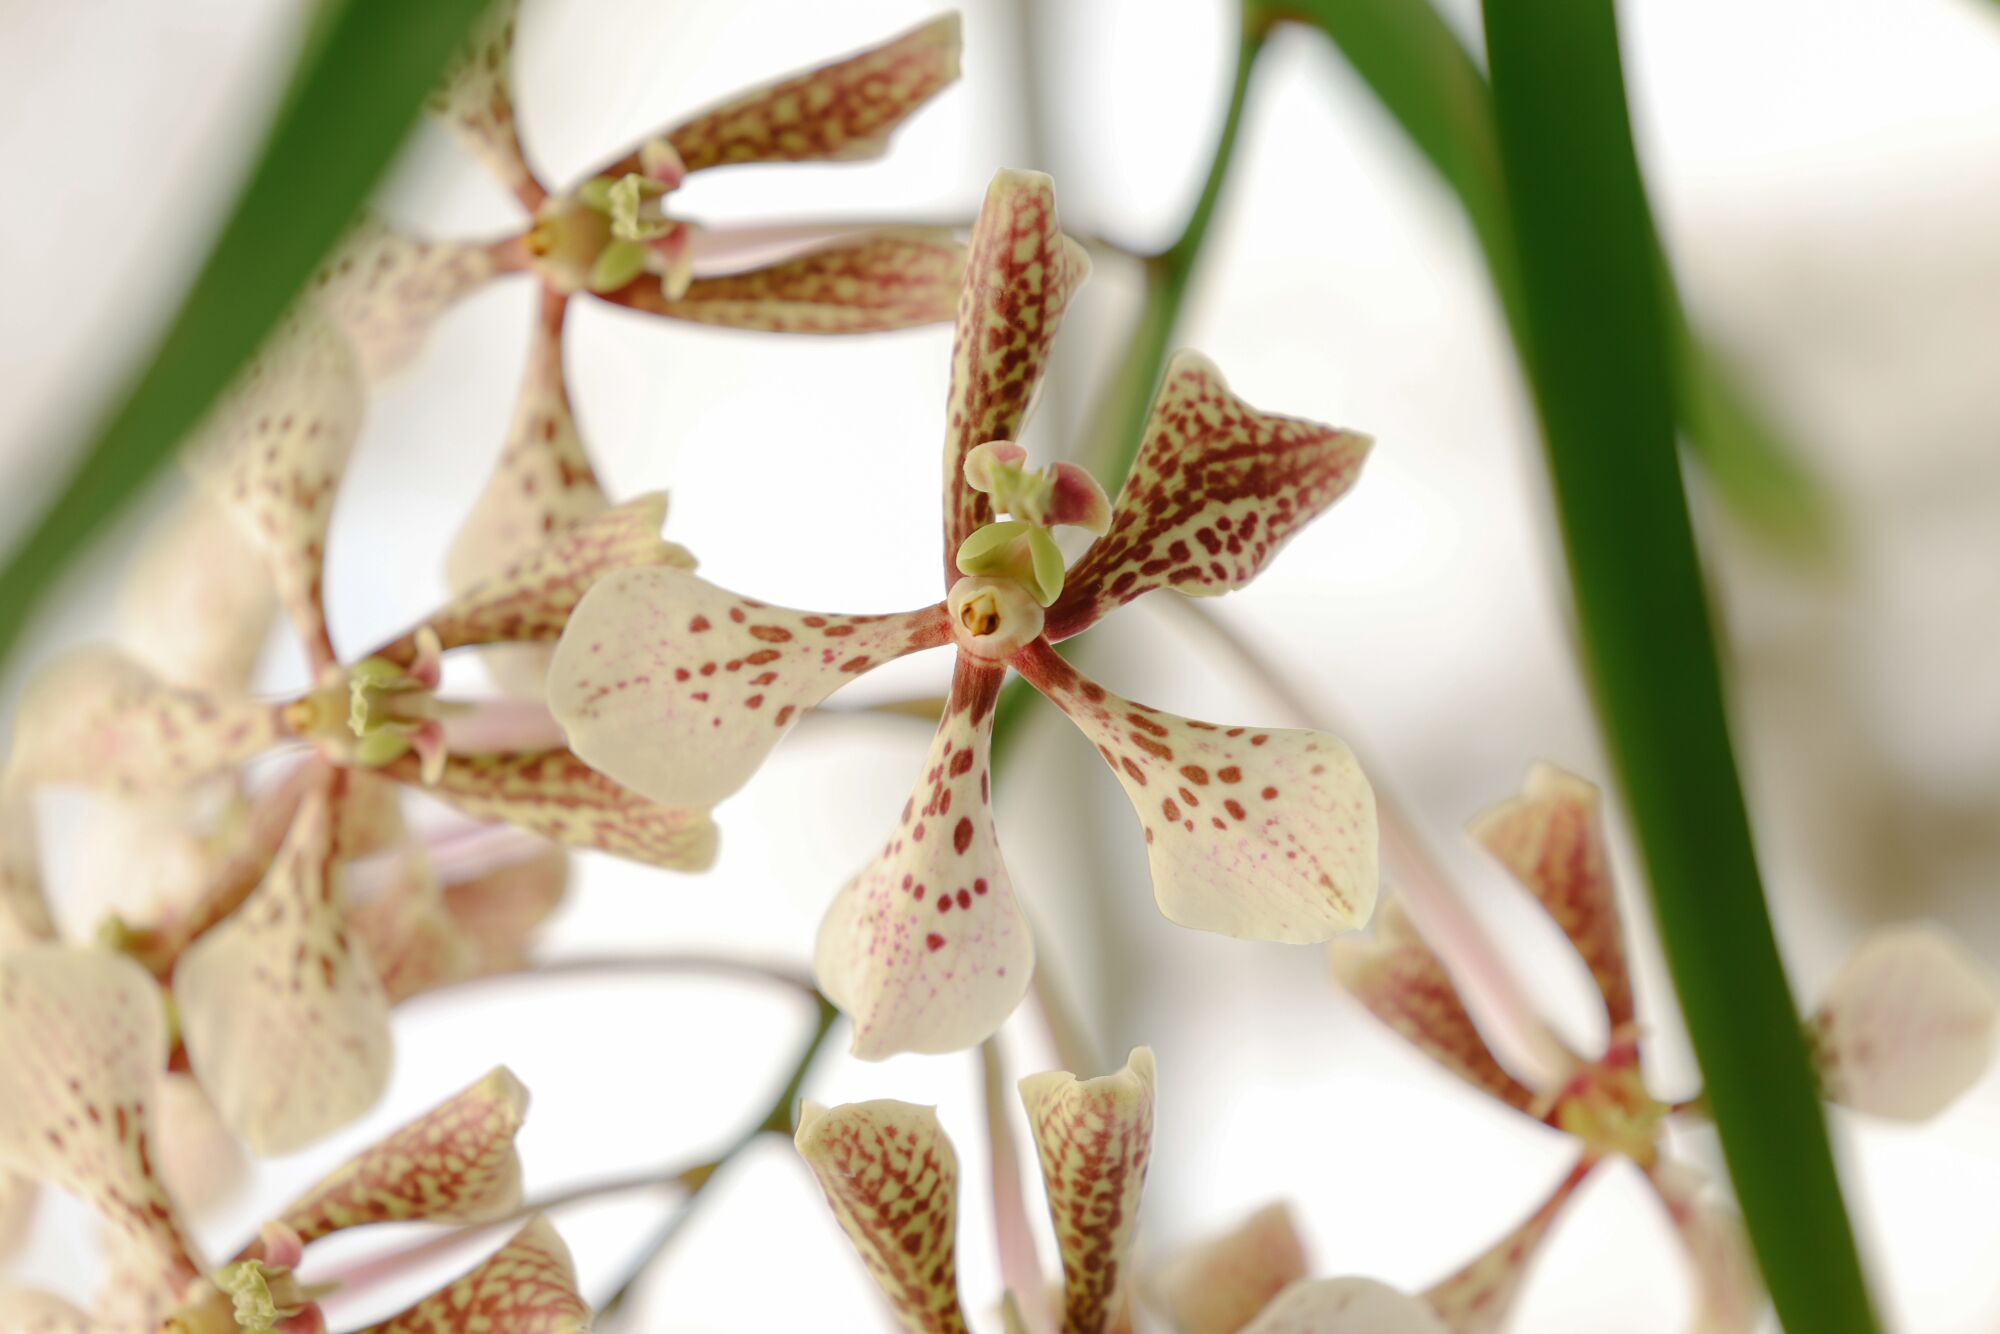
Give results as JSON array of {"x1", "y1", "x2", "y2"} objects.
[
  {"x1": 1020, "y1": 1048, "x2": 1156, "y2": 1334},
  {"x1": 604, "y1": 228, "x2": 964, "y2": 333},
  {"x1": 120, "y1": 492, "x2": 275, "y2": 692},
  {"x1": 1015, "y1": 642, "x2": 1376, "y2": 943},
  {"x1": 1807, "y1": 923, "x2": 1999, "y2": 1122},
  {"x1": 1046, "y1": 353, "x2": 1370, "y2": 639},
  {"x1": 1327, "y1": 896, "x2": 1537, "y2": 1114},
  {"x1": 275, "y1": 1067, "x2": 527, "y2": 1244},
  {"x1": 1240, "y1": 1279, "x2": 1451, "y2": 1334},
  {"x1": 176, "y1": 772, "x2": 392, "y2": 1154},
  {"x1": 351, "y1": 1214, "x2": 590, "y2": 1333},
  {"x1": 1467, "y1": 765, "x2": 1635, "y2": 1034},
  {"x1": 390, "y1": 748, "x2": 718, "y2": 870},
  {"x1": 795, "y1": 1099, "x2": 970, "y2": 1334},
  {"x1": 1422, "y1": 1161, "x2": 1590, "y2": 1333},
  {"x1": 816, "y1": 660, "x2": 1033, "y2": 1059},
  {"x1": 424, "y1": 0, "x2": 540, "y2": 206},
  {"x1": 1645, "y1": 1163, "x2": 1764, "y2": 1334},
  {"x1": 314, "y1": 215, "x2": 501, "y2": 380},
  {"x1": 551, "y1": 567, "x2": 949, "y2": 808},
  {"x1": 942, "y1": 172, "x2": 1090, "y2": 580},
  {"x1": 1150, "y1": 1202, "x2": 1309, "y2": 1334}
]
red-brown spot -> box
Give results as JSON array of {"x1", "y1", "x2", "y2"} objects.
[
  {"x1": 953, "y1": 817, "x2": 974, "y2": 854},
  {"x1": 750, "y1": 625, "x2": 793, "y2": 643},
  {"x1": 1225, "y1": 799, "x2": 1247, "y2": 820},
  {"x1": 927, "y1": 932, "x2": 946, "y2": 951}
]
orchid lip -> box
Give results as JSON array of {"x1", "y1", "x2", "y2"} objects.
[{"x1": 947, "y1": 576, "x2": 1043, "y2": 660}]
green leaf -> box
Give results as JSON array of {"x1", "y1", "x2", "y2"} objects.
[
  {"x1": 1480, "y1": 1, "x2": 1878, "y2": 1328},
  {"x1": 0, "y1": 0, "x2": 495, "y2": 672}
]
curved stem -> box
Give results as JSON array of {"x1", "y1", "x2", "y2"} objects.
[{"x1": 426, "y1": 952, "x2": 821, "y2": 1002}]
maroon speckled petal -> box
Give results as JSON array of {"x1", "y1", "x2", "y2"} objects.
[
  {"x1": 815, "y1": 659, "x2": 1033, "y2": 1059},
  {"x1": 314, "y1": 215, "x2": 503, "y2": 381},
  {"x1": 940, "y1": 171, "x2": 1090, "y2": 583},
  {"x1": 424, "y1": 0, "x2": 542, "y2": 209},
  {"x1": 352, "y1": 1214, "x2": 590, "y2": 1333},
  {"x1": 1046, "y1": 353, "x2": 1370, "y2": 640},
  {"x1": 1422, "y1": 1160, "x2": 1591, "y2": 1332}
]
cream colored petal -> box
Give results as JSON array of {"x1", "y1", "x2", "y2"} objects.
[
  {"x1": 1807, "y1": 922, "x2": 1999, "y2": 1122},
  {"x1": 0, "y1": 1288, "x2": 111, "y2": 1333},
  {"x1": 120, "y1": 491, "x2": 275, "y2": 693},
  {"x1": 1646, "y1": 1163, "x2": 1764, "y2": 1334},
  {"x1": 1240, "y1": 1279, "x2": 1450, "y2": 1334},
  {"x1": 350, "y1": 1214, "x2": 589, "y2": 1333},
  {"x1": 314, "y1": 214, "x2": 501, "y2": 381},
  {"x1": 352, "y1": 854, "x2": 480, "y2": 1005},
  {"x1": 154, "y1": 1074, "x2": 247, "y2": 1216},
  {"x1": 1150, "y1": 1202, "x2": 1309, "y2": 1334},
  {"x1": 795, "y1": 1099, "x2": 970, "y2": 1333},
  {"x1": 551, "y1": 566, "x2": 948, "y2": 808},
  {"x1": 1020, "y1": 1047, "x2": 1156, "y2": 1334},
  {"x1": 0, "y1": 795, "x2": 52, "y2": 951},
  {"x1": 1016, "y1": 643, "x2": 1376, "y2": 943},
  {"x1": 0, "y1": 1171, "x2": 36, "y2": 1264},
  {"x1": 816, "y1": 660, "x2": 1033, "y2": 1059},
  {"x1": 423, "y1": 0, "x2": 539, "y2": 206},
  {"x1": 1422, "y1": 1161, "x2": 1590, "y2": 1333}
]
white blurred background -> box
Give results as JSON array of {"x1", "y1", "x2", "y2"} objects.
[{"x1": 3, "y1": 0, "x2": 2000, "y2": 1328}]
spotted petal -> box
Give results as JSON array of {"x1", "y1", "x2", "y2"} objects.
[
  {"x1": 1328, "y1": 896, "x2": 1536, "y2": 1114},
  {"x1": 1646, "y1": 1163, "x2": 1763, "y2": 1334},
  {"x1": 121, "y1": 491, "x2": 275, "y2": 692},
  {"x1": 941, "y1": 171, "x2": 1091, "y2": 578},
  {"x1": 1046, "y1": 353, "x2": 1371, "y2": 640},
  {"x1": 603, "y1": 227, "x2": 964, "y2": 333},
  {"x1": 183, "y1": 308, "x2": 363, "y2": 670},
  {"x1": 552, "y1": 567, "x2": 948, "y2": 808},
  {"x1": 275, "y1": 1067, "x2": 527, "y2": 1244},
  {"x1": 1016, "y1": 642, "x2": 1376, "y2": 943},
  {"x1": 390, "y1": 748, "x2": 718, "y2": 870},
  {"x1": 1807, "y1": 923, "x2": 1999, "y2": 1122},
  {"x1": 1151, "y1": 1202, "x2": 1310, "y2": 1334},
  {"x1": 816, "y1": 660, "x2": 1033, "y2": 1059},
  {"x1": 0, "y1": 796, "x2": 52, "y2": 950},
  {"x1": 0, "y1": 946, "x2": 202, "y2": 1297},
  {"x1": 1241, "y1": 1279, "x2": 1450, "y2": 1334},
  {"x1": 1423, "y1": 1161, "x2": 1590, "y2": 1333},
  {"x1": 1467, "y1": 765, "x2": 1635, "y2": 1034},
  {"x1": 795, "y1": 1099, "x2": 969, "y2": 1334},
  {"x1": 424, "y1": 0, "x2": 540, "y2": 207},
  {"x1": 597, "y1": 14, "x2": 960, "y2": 178},
  {"x1": 3, "y1": 647, "x2": 279, "y2": 797},
  {"x1": 1020, "y1": 1047, "x2": 1156, "y2": 1334},
  {"x1": 176, "y1": 773, "x2": 392, "y2": 1154},
  {"x1": 353, "y1": 855, "x2": 480, "y2": 1004},
  {"x1": 314, "y1": 215, "x2": 504, "y2": 381},
  {"x1": 353, "y1": 1214, "x2": 589, "y2": 1333}
]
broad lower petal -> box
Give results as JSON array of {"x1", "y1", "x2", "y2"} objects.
[
  {"x1": 598, "y1": 14, "x2": 959, "y2": 177},
  {"x1": 423, "y1": 0, "x2": 541, "y2": 207},
  {"x1": 183, "y1": 308, "x2": 363, "y2": 671},
  {"x1": 1151, "y1": 1201, "x2": 1310, "y2": 1334},
  {"x1": 795, "y1": 1099, "x2": 970, "y2": 1334},
  {"x1": 816, "y1": 660, "x2": 1033, "y2": 1059},
  {"x1": 0, "y1": 946, "x2": 202, "y2": 1297},
  {"x1": 1422, "y1": 1161, "x2": 1590, "y2": 1333},
  {"x1": 353, "y1": 1214, "x2": 589, "y2": 1333},
  {"x1": 1046, "y1": 353, "x2": 1370, "y2": 640},
  {"x1": 1807, "y1": 923, "x2": 1999, "y2": 1122},
  {"x1": 1328, "y1": 896, "x2": 1537, "y2": 1115},
  {"x1": 1016, "y1": 642, "x2": 1376, "y2": 943},
  {"x1": 941, "y1": 171, "x2": 1090, "y2": 580},
  {"x1": 392, "y1": 748, "x2": 719, "y2": 870},
  {"x1": 602, "y1": 227, "x2": 964, "y2": 333},
  {"x1": 120, "y1": 491, "x2": 275, "y2": 693},
  {"x1": 1467, "y1": 765, "x2": 1635, "y2": 1035},
  {"x1": 3, "y1": 647, "x2": 278, "y2": 798},
  {"x1": 176, "y1": 774, "x2": 392, "y2": 1154},
  {"x1": 314, "y1": 215, "x2": 504, "y2": 381},
  {"x1": 275, "y1": 1067, "x2": 528, "y2": 1244},
  {"x1": 1240, "y1": 1279, "x2": 1450, "y2": 1334},
  {"x1": 1645, "y1": 1163, "x2": 1764, "y2": 1334},
  {"x1": 1020, "y1": 1048, "x2": 1156, "y2": 1334},
  {"x1": 551, "y1": 566, "x2": 948, "y2": 808}
]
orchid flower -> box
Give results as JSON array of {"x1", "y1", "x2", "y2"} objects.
[
  {"x1": 316, "y1": 2, "x2": 967, "y2": 696},
  {"x1": 551, "y1": 169, "x2": 1379, "y2": 1058},
  {"x1": 795, "y1": 1047, "x2": 1155, "y2": 1333},
  {"x1": 1323, "y1": 763, "x2": 2000, "y2": 1331}
]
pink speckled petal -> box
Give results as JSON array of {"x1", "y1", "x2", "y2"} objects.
[
  {"x1": 795, "y1": 1099, "x2": 970, "y2": 1334},
  {"x1": 1046, "y1": 353, "x2": 1371, "y2": 640},
  {"x1": 313, "y1": 215, "x2": 502, "y2": 381},
  {"x1": 423, "y1": 0, "x2": 541, "y2": 208},
  {"x1": 1241, "y1": 1279, "x2": 1449, "y2": 1334},
  {"x1": 602, "y1": 227, "x2": 964, "y2": 333},
  {"x1": 1807, "y1": 923, "x2": 1998, "y2": 1122},
  {"x1": 0, "y1": 796, "x2": 52, "y2": 951},
  {"x1": 815, "y1": 660, "x2": 1032, "y2": 1059},
  {"x1": 183, "y1": 309, "x2": 363, "y2": 671},
  {"x1": 3, "y1": 647, "x2": 279, "y2": 797},
  {"x1": 175, "y1": 772, "x2": 392, "y2": 1154},
  {"x1": 1423, "y1": 1160, "x2": 1590, "y2": 1332},
  {"x1": 593, "y1": 14, "x2": 959, "y2": 179},
  {"x1": 352, "y1": 1214, "x2": 589, "y2": 1334},
  {"x1": 1468, "y1": 765, "x2": 1635, "y2": 1035},
  {"x1": 1151, "y1": 1201, "x2": 1310, "y2": 1334},
  {"x1": 388, "y1": 748, "x2": 718, "y2": 870},
  {"x1": 0, "y1": 946, "x2": 202, "y2": 1298},
  {"x1": 0, "y1": 1289, "x2": 112, "y2": 1333},
  {"x1": 1328, "y1": 895, "x2": 1537, "y2": 1115},
  {"x1": 1015, "y1": 642, "x2": 1376, "y2": 943},
  {"x1": 154, "y1": 1074, "x2": 246, "y2": 1216},
  {"x1": 120, "y1": 491, "x2": 275, "y2": 693},
  {"x1": 551, "y1": 567, "x2": 949, "y2": 808},
  {"x1": 1020, "y1": 1047, "x2": 1156, "y2": 1334},
  {"x1": 275, "y1": 1067, "x2": 527, "y2": 1244},
  {"x1": 940, "y1": 171, "x2": 1090, "y2": 581},
  {"x1": 352, "y1": 855, "x2": 479, "y2": 1004},
  {"x1": 1646, "y1": 1163, "x2": 1764, "y2": 1334}
]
